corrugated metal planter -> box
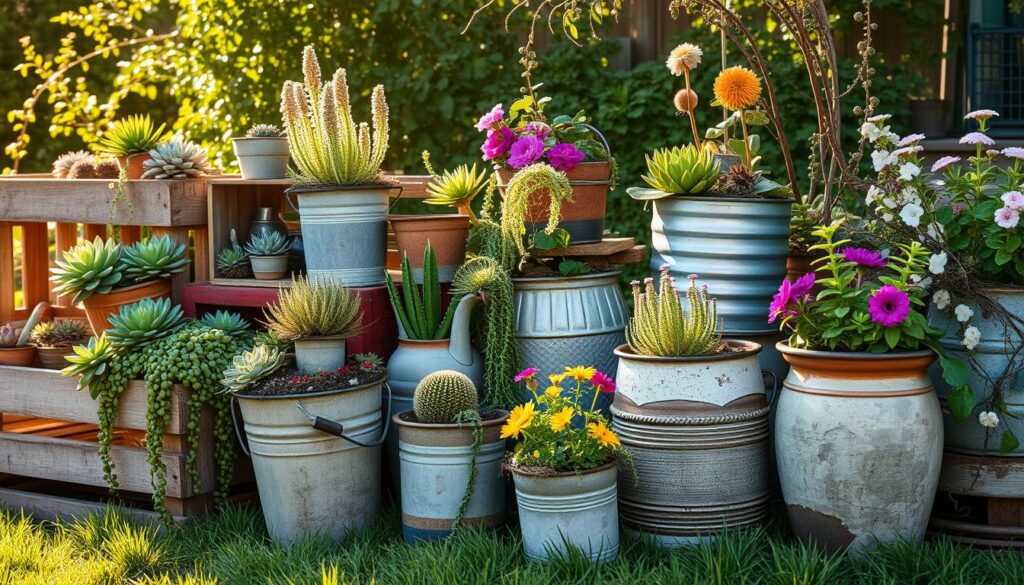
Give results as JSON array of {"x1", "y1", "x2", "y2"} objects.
[
  {"x1": 513, "y1": 272, "x2": 626, "y2": 413},
  {"x1": 235, "y1": 379, "x2": 386, "y2": 545},
  {"x1": 611, "y1": 340, "x2": 770, "y2": 546},
  {"x1": 394, "y1": 410, "x2": 509, "y2": 543},
  {"x1": 775, "y1": 343, "x2": 943, "y2": 555},
  {"x1": 291, "y1": 185, "x2": 390, "y2": 286},
  {"x1": 512, "y1": 460, "x2": 620, "y2": 563},
  {"x1": 930, "y1": 288, "x2": 1024, "y2": 456}
]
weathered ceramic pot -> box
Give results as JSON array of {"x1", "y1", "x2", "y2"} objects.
[
  {"x1": 36, "y1": 346, "x2": 77, "y2": 370},
  {"x1": 249, "y1": 255, "x2": 289, "y2": 280},
  {"x1": 388, "y1": 214, "x2": 470, "y2": 283},
  {"x1": 117, "y1": 153, "x2": 149, "y2": 180},
  {"x1": 81, "y1": 278, "x2": 171, "y2": 334},
  {"x1": 394, "y1": 410, "x2": 509, "y2": 543},
  {"x1": 232, "y1": 136, "x2": 290, "y2": 180},
  {"x1": 513, "y1": 460, "x2": 620, "y2": 563},
  {"x1": 775, "y1": 343, "x2": 943, "y2": 555},
  {"x1": 293, "y1": 336, "x2": 346, "y2": 374},
  {"x1": 611, "y1": 340, "x2": 770, "y2": 546},
  {"x1": 930, "y1": 288, "x2": 1024, "y2": 456},
  {"x1": 0, "y1": 346, "x2": 36, "y2": 367},
  {"x1": 497, "y1": 161, "x2": 611, "y2": 244}
]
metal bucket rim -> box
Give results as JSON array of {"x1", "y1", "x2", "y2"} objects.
[
  {"x1": 613, "y1": 340, "x2": 761, "y2": 363},
  {"x1": 657, "y1": 195, "x2": 795, "y2": 204},
  {"x1": 775, "y1": 341, "x2": 934, "y2": 361},
  {"x1": 293, "y1": 334, "x2": 348, "y2": 342},
  {"x1": 234, "y1": 377, "x2": 385, "y2": 401},
  {"x1": 392, "y1": 409, "x2": 510, "y2": 430},
  {"x1": 509, "y1": 457, "x2": 619, "y2": 479},
  {"x1": 287, "y1": 183, "x2": 396, "y2": 194},
  {"x1": 511, "y1": 270, "x2": 622, "y2": 286}
]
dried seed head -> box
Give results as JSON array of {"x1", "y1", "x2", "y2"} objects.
[{"x1": 674, "y1": 88, "x2": 699, "y2": 113}]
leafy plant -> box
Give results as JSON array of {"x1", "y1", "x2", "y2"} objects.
[
  {"x1": 50, "y1": 236, "x2": 124, "y2": 304},
  {"x1": 385, "y1": 243, "x2": 461, "y2": 340},
  {"x1": 122, "y1": 236, "x2": 189, "y2": 282},
  {"x1": 106, "y1": 298, "x2": 186, "y2": 350},
  {"x1": 30, "y1": 320, "x2": 87, "y2": 349},
  {"x1": 200, "y1": 311, "x2": 250, "y2": 336},
  {"x1": 280, "y1": 45, "x2": 389, "y2": 186},
  {"x1": 141, "y1": 138, "x2": 212, "y2": 179},
  {"x1": 627, "y1": 144, "x2": 719, "y2": 199},
  {"x1": 351, "y1": 352, "x2": 384, "y2": 372},
  {"x1": 422, "y1": 151, "x2": 488, "y2": 225},
  {"x1": 627, "y1": 267, "x2": 722, "y2": 357},
  {"x1": 246, "y1": 124, "x2": 282, "y2": 137},
  {"x1": 413, "y1": 370, "x2": 479, "y2": 424},
  {"x1": 262, "y1": 276, "x2": 363, "y2": 340},
  {"x1": 96, "y1": 115, "x2": 166, "y2": 158},
  {"x1": 501, "y1": 163, "x2": 573, "y2": 256},
  {"x1": 221, "y1": 344, "x2": 286, "y2": 394},
  {"x1": 0, "y1": 325, "x2": 22, "y2": 348},
  {"x1": 243, "y1": 231, "x2": 290, "y2": 257},
  {"x1": 558, "y1": 259, "x2": 588, "y2": 276}
]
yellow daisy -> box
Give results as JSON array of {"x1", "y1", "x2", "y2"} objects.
[
  {"x1": 564, "y1": 365, "x2": 597, "y2": 382},
  {"x1": 549, "y1": 407, "x2": 574, "y2": 432},
  {"x1": 500, "y1": 402, "x2": 536, "y2": 439},
  {"x1": 713, "y1": 66, "x2": 762, "y2": 111},
  {"x1": 587, "y1": 421, "x2": 621, "y2": 447},
  {"x1": 544, "y1": 385, "x2": 562, "y2": 398},
  {"x1": 548, "y1": 373, "x2": 566, "y2": 385}
]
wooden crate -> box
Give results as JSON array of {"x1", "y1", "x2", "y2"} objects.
[{"x1": 0, "y1": 365, "x2": 252, "y2": 522}]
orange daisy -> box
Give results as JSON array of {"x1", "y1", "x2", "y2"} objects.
[{"x1": 713, "y1": 66, "x2": 762, "y2": 111}]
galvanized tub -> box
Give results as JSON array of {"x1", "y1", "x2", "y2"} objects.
[
  {"x1": 512, "y1": 272, "x2": 627, "y2": 413},
  {"x1": 235, "y1": 379, "x2": 387, "y2": 545},
  {"x1": 930, "y1": 288, "x2": 1024, "y2": 456},
  {"x1": 394, "y1": 410, "x2": 509, "y2": 543},
  {"x1": 775, "y1": 343, "x2": 943, "y2": 555},
  {"x1": 291, "y1": 186, "x2": 390, "y2": 286},
  {"x1": 512, "y1": 461, "x2": 620, "y2": 563},
  {"x1": 611, "y1": 340, "x2": 770, "y2": 546}
]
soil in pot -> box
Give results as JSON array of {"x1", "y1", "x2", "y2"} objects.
[{"x1": 246, "y1": 364, "x2": 385, "y2": 397}]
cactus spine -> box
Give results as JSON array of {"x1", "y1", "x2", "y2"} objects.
[{"x1": 413, "y1": 370, "x2": 479, "y2": 424}]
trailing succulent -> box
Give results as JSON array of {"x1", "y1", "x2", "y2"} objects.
[
  {"x1": 141, "y1": 138, "x2": 212, "y2": 179},
  {"x1": 627, "y1": 267, "x2": 723, "y2": 358},
  {"x1": 262, "y1": 276, "x2": 363, "y2": 340},
  {"x1": 385, "y1": 242, "x2": 461, "y2": 340},
  {"x1": 221, "y1": 344, "x2": 286, "y2": 394},
  {"x1": 501, "y1": 163, "x2": 573, "y2": 256},
  {"x1": 30, "y1": 320, "x2": 87, "y2": 349},
  {"x1": 244, "y1": 231, "x2": 291, "y2": 257}
]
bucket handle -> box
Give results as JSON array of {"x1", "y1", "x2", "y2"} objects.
[
  {"x1": 295, "y1": 381, "x2": 392, "y2": 448},
  {"x1": 284, "y1": 191, "x2": 299, "y2": 215},
  {"x1": 230, "y1": 396, "x2": 252, "y2": 458},
  {"x1": 582, "y1": 123, "x2": 611, "y2": 159},
  {"x1": 763, "y1": 370, "x2": 780, "y2": 409}
]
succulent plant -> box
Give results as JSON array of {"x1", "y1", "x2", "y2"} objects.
[
  {"x1": 413, "y1": 370, "x2": 479, "y2": 424},
  {"x1": 141, "y1": 138, "x2": 212, "y2": 179},
  {"x1": 122, "y1": 235, "x2": 189, "y2": 282},
  {"x1": 352, "y1": 352, "x2": 384, "y2": 372},
  {"x1": 243, "y1": 231, "x2": 291, "y2": 257},
  {"x1": 52, "y1": 150, "x2": 94, "y2": 178},
  {"x1": 61, "y1": 334, "x2": 116, "y2": 395},
  {"x1": 246, "y1": 124, "x2": 283, "y2": 137},
  {"x1": 0, "y1": 324, "x2": 23, "y2": 348},
  {"x1": 217, "y1": 246, "x2": 251, "y2": 278},
  {"x1": 422, "y1": 152, "x2": 488, "y2": 218},
  {"x1": 200, "y1": 310, "x2": 250, "y2": 336},
  {"x1": 95, "y1": 159, "x2": 121, "y2": 179},
  {"x1": 221, "y1": 344, "x2": 286, "y2": 394},
  {"x1": 51, "y1": 237, "x2": 125, "y2": 304},
  {"x1": 30, "y1": 320, "x2": 88, "y2": 348},
  {"x1": 628, "y1": 144, "x2": 720, "y2": 199},
  {"x1": 97, "y1": 115, "x2": 166, "y2": 157},
  {"x1": 262, "y1": 276, "x2": 362, "y2": 340},
  {"x1": 627, "y1": 267, "x2": 722, "y2": 358},
  {"x1": 106, "y1": 298, "x2": 186, "y2": 349},
  {"x1": 68, "y1": 159, "x2": 99, "y2": 179},
  {"x1": 386, "y1": 242, "x2": 460, "y2": 340}
]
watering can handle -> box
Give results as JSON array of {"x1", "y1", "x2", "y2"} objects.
[
  {"x1": 230, "y1": 396, "x2": 251, "y2": 458},
  {"x1": 296, "y1": 381, "x2": 393, "y2": 448},
  {"x1": 763, "y1": 370, "x2": 780, "y2": 409}
]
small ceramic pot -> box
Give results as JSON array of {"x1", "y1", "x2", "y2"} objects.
[
  {"x1": 250, "y1": 255, "x2": 289, "y2": 280},
  {"x1": 232, "y1": 136, "x2": 290, "y2": 180},
  {"x1": 388, "y1": 214, "x2": 469, "y2": 283},
  {"x1": 0, "y1": 346, "x2": 37, "y2": 367},
  {"x1": 36, "y1": 346, "x2": 78, "y2": 370},
  {"x1": 293, "y1": 336, "x2": 347, "y2": 374}
]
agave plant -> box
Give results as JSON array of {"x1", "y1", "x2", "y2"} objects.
[
  {"x1": 221, "y1": 344, "x2": 286, "y2": 394},
  {"x1": 262, "y1": 276, "x2": 363, "y2": 340},
  {"x1": 422, "y1": 151, "x2": 489, "y2": 224},
  {"x1": 122, "y1": 236, "x2": 189, "y2": 282},
  {"x1": 30, "y1": 320, "x2": 88, "y2": 348},
  {"x1": 62, "y1": 334, "x2": 117, "y2": 396},
  {"x1": 247, "y1": 124, "x2": 283, "y2": 137},
  {"x1": 626, "y1": 267, "x2": 722, "y2": 358},
  {"x1": 200, "y1": 310, "x2": 250, "y2": 336},
  {"x1": 244, "y1": 231, "x2": 291, "y2": 257},
  {"x1": 385, "y1": 242, "x2": 460, "y2": 340},
  {"x1": 97, "y1": 115, "x2": 166, "y2": 157},
  {"x1": 141, "y1": 138, "x2": 212, "y2": 179},
  {"x1": 106, "y1": 298, "x2": 186, "y2": 349},
  {"x1": 50, "y1": 237, "x2": 125, "y2": 304},
  {"x1": 627, "y1": 144, "x2": 720, "y2": 200}
]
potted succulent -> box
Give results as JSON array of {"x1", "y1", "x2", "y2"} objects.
[
  {"x1": 612, "y1": 268, "x2": 770, "y2": 547},
  {"x1": 30, "y1": 320, "x2": 89, "y2": 369},
  {"x1": 393, "y1": 371, "x2": 509, "y2": 543},
  {"x1": 280, "y1": 46, "x2": 392, "y2": 286},
  {"x1": 504, "y1": 366, "x2": 626, "y2": 563},
  {"x1": 52, "y1": 150, "x2": 94, "y2": 178},
  {"x1": 51, "y1": 151, "x2": 120, "y2": 180},
  {"x1": 244, "y1": 231, "x2": 291, "y2": 280},
  {"x1": 140, "y1": 137, "x2": 212, "y2": 179},
  {"x1": 50, "y1": 235, "x2": 189, "y2": 333},
  {"x1": 0, "y1": 323, "x2": 36, "y2": 366},
  {"x1": 261, "y1": 275, "x2": 363, "y2": 374},
  {"x1": 216, "y1": 229, "x2": 252, "y2": 279},
  {"x1": 96, "y1": 114, "x2": 166, "y2": 179},
  {"x1": 233, "y1": 123, "x2": 290, "y2": 180}
]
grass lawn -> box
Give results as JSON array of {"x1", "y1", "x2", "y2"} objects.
[{"x1": 2, "y1": 503, "x2": 1022, "y2": 585}]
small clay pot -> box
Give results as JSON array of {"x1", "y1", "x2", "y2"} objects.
[
  {"x1": 117, "y1": 153, "x2": 151, "y2": 180},
  {"x1": 0, "y1": 346, "x2": 37, "y2": 367}
]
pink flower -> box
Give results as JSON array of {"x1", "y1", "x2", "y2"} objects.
[
  {"x1": 841, "y1": 247, "x2": 886, "y2": 269},
  {"x1": 769, "y1": 279, "x2": 798, "y2": 323},
  {"x1": 522, "y1": 122, "x2": 552, "y2": 139},
  {"x1": 475, "y1": 104, "x2": 504, "y2": 132},
  {"x1": 514, "y1": 367, "x2": 538, "y2": 383},
  {"x1": 1002, "y1": 191, "x2": 1024, "y2": 211},
  {"x1": 481, "y1": 127, "x2": 514, "y2": 161},
  {"x1": 868, "y1": 285, "x2": 910, "y2": 327},
  {"x1": 507, "y1": 135, "x2": 546, "y2": 168},
  {"x1": 930, "y1": 156, "x2": 960, "y2": 173},
  {"x1": 547, "y1": 142, "x2": 586, "y2": 172},
  {"x1": 959, "y1": 132, "x2": 994, "y2": 146},
  {"x1": 790, "y1": 272, "x2": 816, "y2": 299},
  {"x1": 898, "y1": 134, "x2": 926, "y2": 146},
  {"x1": 590, "y1": 370, "x2": 616, "y2": 394},
  {"x1": 995, "y1": 205, "x2": 1021, "y2": 229}
]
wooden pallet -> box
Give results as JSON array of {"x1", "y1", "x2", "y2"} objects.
[
  {"x1": 928, "y1": 452, "x2": 1024, "y2": 547},
  {"x1": 534, "y1": 236, "x2": 646, "y2": 268}
]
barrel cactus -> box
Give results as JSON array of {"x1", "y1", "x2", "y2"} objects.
[
  {"x1": 247, "y1": 123, "x2": 283, "y2": 137},
  {"x1": 68, "y1": 159, "x2": 99, "y2": 179},
  {"x1": 413, "y1": 370, "x2": 479, "y2": 424}
]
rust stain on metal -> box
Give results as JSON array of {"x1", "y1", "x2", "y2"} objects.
[{"x1": 787, "y1": 504, "x2": 854, "y2": 554}]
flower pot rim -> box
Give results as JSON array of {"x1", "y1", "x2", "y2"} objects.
[
  {"x1": 294, "y1": 334, "x2": 348, "y2": 342},
  {"x1": 33, "y1": 340, "x2": 87, "y2": 350},
  {"x1": 613, "y1": 339, "x2": 761, "y2": 363},
  {"x1": 249, "y1": 254, "x2": 289, "y2": 259},
  {"x1": 286, "y1": 181, "x2": 398, "y2": 194},
  {"x1": 511, "y1": 270, "x2": 621, "y2": 284},
  {"x1": 775, "y1": 340, "x2": 934, "y2": 361},
  {"x1": 509, "y1": 457, "x2": 619, "y2": 479},
  {"x1": 232, "y1": 135, "x2": 288, "y2": 142},
  {"x1": 659, "y1": 194, "x2": 796, "y2": 204},
  {"x1": 387, "y1": 213, "x2": 470, "y2": 224},
  {"x1": 392, "y1": 409, "x2": 510, "y2": 430},
  {"x1": 0, "y1": 345, "x2": 34, "y2": 352},
  {"x1": 396, "y1": 337, "x2": 450, "y2": 346},
  {"x1": 81, "y1": 277, "x2": 171, "y2": 305},
  {"x1": 235, "y1": 376, "x2": 384, "y2": 400}
]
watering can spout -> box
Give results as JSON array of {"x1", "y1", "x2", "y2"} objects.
[{"x1": 449, "y1": 293, "x2": 482, "y2": 366}]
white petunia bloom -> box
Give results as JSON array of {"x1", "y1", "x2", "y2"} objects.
[
  {"x1": 978, "y1": 410, "x2": 1000, "y2": 428},
  {"x1": 899, "y1": 162, "x2": 921, "y2": 182},
  {"x1": 929, "y1": 252, "x2": 948, "y2": 275},
  {"x1": 900, "y1": 186, "x2": 920, "y2": 205},
  {"x1": 933, "y1": 289, "x2": 951, "y2": 310},
  {"x1": 860, "y1": 122, "x2": 881, "y2": 142},
  {"x1": 900, "y1": 203, "x2": 924, "y2": 227},
  {"x1": 882, "y1": 212, "x2": 894, "y2": 222},
  {"x1": 954, "y1": 304, "x2": 974, "y2": 322},
  {"x1": 872, "y1": 149, "x2": 897, "y2": 172},
  {"x1": 963, "y1": 326, "x2": 982, "y2": 351}
]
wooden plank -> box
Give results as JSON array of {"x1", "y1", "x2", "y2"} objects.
[
  {"x1": 587, "y1": 245, "x2": 646, "y2": 268},
  {"x1": 20, "y1": 222, "x2": 50, "y2": 312},
  {"x1": 192, "y1": 226, "x2": 210, "y2": 282},
  {"x1": 209, "y1": 277, "x2": 290, "y2": 288},
  {"x1": 83, "y1": 224, "x2": 107, "y2": 241},
  {"x1": 0, "y1": 487, "x2": 188, "y2": 525},
  {"x1": 119, "y1": 226, "x2": 141, "y2": 245},
  {"x1": 52, "y1": 223, "x2": 80, "y2": 306},
  {"x1": 535, "y1": 237, "x2": 636, "y2": 258},
  {"x1": 0, "y1": 223, "x2": 14, "y2": 322},
  {"x1": 989, "y1": 498, "x2": 1024, "y2": 527}
]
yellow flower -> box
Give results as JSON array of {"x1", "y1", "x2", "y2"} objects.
[
  {"x1": 544, "y1": 385, "x2": 562, "y2": 398},
  {"x1": 666, "y1": 42, "x2": 702, "y2": 75},
  {"x1": 549, "y1": 407, "x2": 574, "y2": 432},
  {"x1": 564, "y1": 365, "x2": 597, "y2": 382},
  {"x1": 500, "y1": 402, "x2": 536, "y2": 439},
  {"x1": 548, "y1": 373, "x2": 566, "y2": 385},
  {"x1": 713, "y1": 66, "x2": 762, "y2": 111},
  {"x1": 532, "y1": 449, "x2": 541, "y2": 459},
  {"x1": 587, "y1": 421, "x2": 621, "y2": 448}
]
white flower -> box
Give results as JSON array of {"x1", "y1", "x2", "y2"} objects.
[
  {"x1": 868, "y1": 113, "x2": 892, "y2": 123},
  {"x1": 898, "y1": 162, "x2": 921, "y2": 182},
  {"x1": 882, "y1": 212, "x2": 894, "y2": 222},
  {"x1": 928, "y1": 252, "x2": 948, "y2": 275},
  {"x1": 978, "y1": 410, "x2": 1000, "y2": 428},
  {"x1": 933, "y1": 289, "x2": 951, "y2": 310},
  {"x1": 995, "y1": 205, "x2": 1021, "y2": 229},
  {"x1": 893, "y1": 145, "x2": 924, "y2": 157},
  {"x1": 666, "y1": 43, "x2": 703, "y2": 75},
  {"x1": 872, "y1": 149, "x2": 897, "y2": 172},
  {"x1": 883, "y1": 196, "x2": 898, "y2": 208},
  {"x1": 960, "y1": 132, "x2": 995, "y2": 146},
  {"x1": 965, "y1": 109, "x2": 1000, "y2": 122},
  {"x1": 866, "y1": 185, "x2": 883, "y2": 205},
  {"x1": 963, "y1": 326, "x2": 982, "y2": 351},
  {"x1": 954, "y1": 304, "x2": 974, "y2": 322},
  {"x1": 910, "y1": 274, "x2": 932, "y2": 289},
  {"x1": 898, "y1": 133, "x2": 927, "y2": 146},
  {"x1": 1001, "y1": 191, "x2": 1024, "y2": 211},
  {"x1": 900, "y1": 203, "x2": 924, "y2": 227},
  {"x1": 900, "y1": 186, "x2": 920, "y2": 205},
  {"x1": 860, "y1": 122, "x2": 881, "y2": 142},
  {"x1": 882, "y1": 130, "x2": 901, "y2": 144}
]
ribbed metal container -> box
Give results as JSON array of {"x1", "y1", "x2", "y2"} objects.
[
  {"x1": 650, "y1": 196, "x2": 793, "y2": 334},
  {"x1": 611, "y1": 341, "x2": 770, "y2": 546},
  {"x1": 513, "y1": 272, "x2": 627, "y2": 413},
  {"x1": 930, "y1": 288, "x2": 1024, "y2": 456}
]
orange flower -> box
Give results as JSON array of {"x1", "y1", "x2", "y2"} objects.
[
  {"x1": 713, "y1": 66, "x2": 762, "y2": 111},
  {"x1": 587, "y1": 421, "x2": 621, "y2": 447},
  {"x1": 501, "y1": 402, "x2": 536, "y2": 439},
  {"x1": 549, "y1": 407, "x2": 574, "y2": 432}
]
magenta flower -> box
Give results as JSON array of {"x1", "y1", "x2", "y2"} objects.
[
  {"x1": 841, "y1": 247, "x2": 886, "y2": 269},
  {"x1": 507, "y1": 135, "x2": 546, "y2": 168},
  {"x1": 481, "y1": 127, "x2": 514, "y2": 161},
  {"x1": 514, "y1": 367, "x2": 538, "y2": 383},
  {"x1": 790, "y1": 272, "x2": 816, "y2": 299},
  {"x1": 475, "y1": 104, "x2": 504, "y2": 132},
  {"x1": 590, "y1": 370, "x2": 616, "y2": 394},
  {"x1": 868, "y1": 285, "x2": 910, "y2": 327},
  {"x1": 769, "y1": 279, "x2": 797, "y2": 323},
  {"x1": 523, "y1": 122, "x2": 552, "y2": 139},
  {"x1": 547, "y1": 142, "x2": 586, "y2": 172}
]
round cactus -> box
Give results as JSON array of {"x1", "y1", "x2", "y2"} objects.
[{"x1": 413, "y1": 370, "x2": 479, "y2": 424}]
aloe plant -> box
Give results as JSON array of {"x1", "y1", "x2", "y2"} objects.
[
  {"x1": 422, "y1": 151, "x2": 489, "y2": 225},
  {"x1": 97, "y1": 114, "x2": 166, "y2": 157},
  {"x1": 627, "y1": 144, "x2": 720, "y2": 200},
  {"x1": 385, "y1": 242, "x2": 461, "y2": 340},
  {"x1": 626, "y1": 266, "x2": 722, "y2": 357},
  {"x1": 262, "y1": 276, "x2": 363, "y2": 340}
]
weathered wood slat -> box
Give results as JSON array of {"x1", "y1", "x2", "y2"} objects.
[{"x1": 535, "y1": 237, "x2": 637, "y2": 258}]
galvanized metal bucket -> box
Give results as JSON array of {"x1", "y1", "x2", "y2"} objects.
[
  {"x1": 234, "y1": 380, "x2": 390, "y2": 545},
  {"x1": 394, "y1": 410, "x2": 509, "y2": 543},
  {"x1": 513, "y1": 461, "x2": 620, "y2": 563},
  {"x1": 512, "y1": 272, "x2": 627, "y2": 413},
  {"x1": 612, "y1": 341, "x2": 771, "y2": 546},
  {"x1": 290, "y1": 185, "x2": 390, "y2": 286}
]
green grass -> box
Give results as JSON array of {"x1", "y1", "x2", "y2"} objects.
[{"x1": 1, "y1": 504, "x2": 1021, "y2": 585}]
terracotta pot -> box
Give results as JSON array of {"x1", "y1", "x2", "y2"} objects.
[
  {"x1": 36, "y1": 346, "x2": 77, "y2": 370},
  {"x1": 81, "y1": 279, "x2": 172, "y2": 334},
  {"x1": 497, "y1": 161, "x2": 610, "y2": 245},
  {"x1": 0, "y1": 346, "x2": 36, "y2": 367},
  {"x1": 117, "y1": 153, "x2": 151, "y2": 180},
  {"x1": 388, "y1": 214, "x2": 470, "y2": 283}
]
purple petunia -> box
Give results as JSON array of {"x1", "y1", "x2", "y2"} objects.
[
  {"x1": 481, "y1": 127, "x2": 515, "y2": 161},
  {"x1": 507, "y1": 135, "x2": 546, "y2": 168},
  {"x1": 868, "y1": 285, "x2": 910, "y2": 327},
  {"x1": 547, "y1": 142, "x2": 586, "y2": 172},
  {"x1": 790, "y1": 272, "x2": 816, "y2": 299},
  {"x1": 768, "y1": 280, "x2": 796, "y2": 324},
  {"x1": 475, "y1": 104, "x2": 505, "y2": 132},
  {"x1": 523, "y1": 122, "x2": 552, "y2": 139},
  {"x1": 841, "y1": 247, "x2": 886, "y2": 269}
]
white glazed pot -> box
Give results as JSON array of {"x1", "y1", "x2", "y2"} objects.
[
  {"x1": 233, "y1": 136, "x2": 290, "y2": 180},
  {"x1": 250, "y1": 255, "x2": 289, "y2": 279}
]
